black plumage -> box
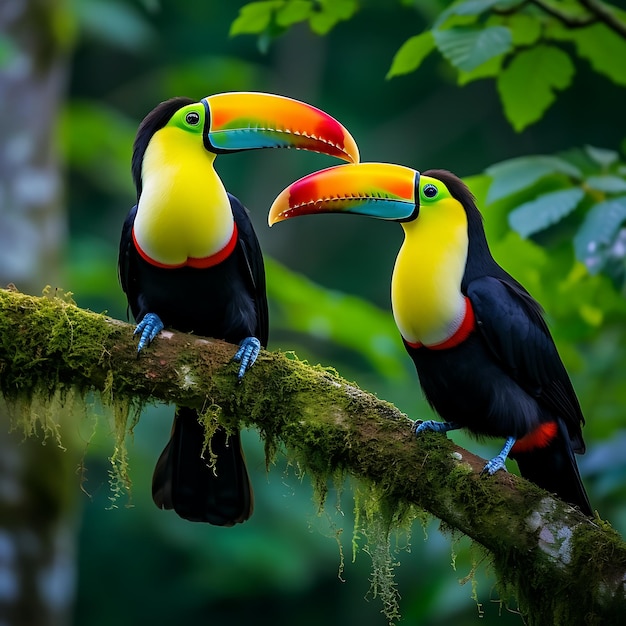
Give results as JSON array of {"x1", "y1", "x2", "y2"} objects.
[
  {"x1": 406, "y1": 170, "x2": 591, "y2": 515},
  {"x1": 119, "y1": 194, "x2": 266, "y2": 525},
  {"x1": 118, "y1": 99, "x2": 267, "y2": 525},
  {"x1": 269, "y1": 163, "x2": 593, "y2": 515}
]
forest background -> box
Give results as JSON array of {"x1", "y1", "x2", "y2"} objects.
[{"x1": 2, "y1": 1, "x2": 626, "y2": 625}]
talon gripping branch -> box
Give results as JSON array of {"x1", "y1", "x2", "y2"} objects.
[
  {"x1": 119, "y1": 92, "x2": 359, "y2": 525},
  {"x1": 269, "y1": 163, "x2": 592, "y2": 516}
]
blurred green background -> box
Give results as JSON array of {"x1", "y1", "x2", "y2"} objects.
[{"x1": 4, "y1": 1, "x2": 626, "y2": 624}]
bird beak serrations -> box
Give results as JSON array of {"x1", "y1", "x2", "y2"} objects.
[
  {"x1": 202, "y1": 92, "x2": 359, "y2": 164},
  {"x1": 268, "y1": 162, "x2": 419, "y2": 226}
]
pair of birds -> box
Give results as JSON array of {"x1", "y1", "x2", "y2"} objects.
[{"x1": 119, "y1": 92, "x2": 592, "y2": 526}]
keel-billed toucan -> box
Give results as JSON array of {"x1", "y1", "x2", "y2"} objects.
[
  {"x1": 119, "y1": 92, "x2": 359, "y2": 525},
  {"x1": 269, "y1": 163, "x2": 592, "y2": 516}
]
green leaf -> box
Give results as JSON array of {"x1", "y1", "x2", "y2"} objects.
[
  {"x1": 457, "y1": 53, "x2": 502, "y2": 85},
  {"x1": 434, "y1": 0, "x2": 520, "y2": 28},
  {"x1": 276, "y1": 1, "x2": 312, "y2": 26},
  {"x1": 497, "y1": 45, "x2": 575, "y2": 131},
  {"x1": 570, "y1": 23, "x2": 626, "y2": 87},
  {"x1": 586, "y1": 176, "x2": 626, "y2": 194},
  {"x1": 309, "y1": 0, "x2": 357, "y2": 35},
  {"x1": 454, "y1": 0, "x2": 521, "y2": 15},
  {"x1": 508, "y1": 188, "x2": 585, "y2": 237},
  {"x1": 574, "y1": 196, "x2": 626, "y2": 274},
  {"x1": 507, "y1": 11, "x2": 541, "y2": 46},
  {"x1": 319, "y1": 0, "x2": 357, "y2": 20},
  {"x1": 434, "y1": 25, "x2": 512, "y2": 72},
  {"x1": 486, "y1": 155, "x2": 582, "y2": 203},
  {"x1": 387, "y1": 32, "x2": 435, "y2": 79},
  {"x1": 230, "y1": 1, "x2": 284, "y2": 36},
  {"x1": 585, "y1": 145, "x2": 619, "y2": 169}
]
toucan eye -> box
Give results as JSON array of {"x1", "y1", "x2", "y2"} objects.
[
  {"x1": 185, "y1": 111, "x2": 200, "y2": 125},
  {"x1": 423, "y1": 184, "x2": 438, "y2": 199}
]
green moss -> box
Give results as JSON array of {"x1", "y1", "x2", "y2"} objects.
[
  {"x1": 197, "y1": 405, "x2": 223, "y2": 470},
  {"x1": 104, "y1": 388, "x2": 148, "y2": 508},
  {"x1": 2, "y1": 387, "x2": 78, "y2": 447},
  {"x1": 0, "y1": 288, "x2": 141, "y2": 503},
  {"x1": 352, "y1": 482, "x2": 423, "y2": 625},
  {"x1": 199, "y1": 351, "x2": 427, "y2": 625},
  {"x1": 0, "y1": 287, "x2": 114, "y2": 398},
  {"x1": 487, "y1": 503, "x2": 626, "y2": 625}
]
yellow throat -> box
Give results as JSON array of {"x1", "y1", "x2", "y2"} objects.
[
  {"x1": 133, "y1": 125, "x2": 234, "y2": 268},
  {"x1": 391, "y1": 195, "x2": 469, "y2": 346}
]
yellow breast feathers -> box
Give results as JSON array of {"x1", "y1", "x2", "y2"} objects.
[
  {"x1": 133, "y1": 126, "x2": 235, "y2": 268},
  {"x1": 391, "y1": 195, "x2": 469, "y2": 346}
]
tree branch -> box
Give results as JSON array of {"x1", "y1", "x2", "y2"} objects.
[
  {"x1": 580, "y1": 0, "x2": 626, "y2": 38},
  {"x1": 528, "y1": 0, "x2": 626, "y2": 38},
  {"x1": 529, "y1": 0, "x2": 597, "y2": 28},
  {"x1": 1, "y1": 287, "x2": 624, "y2": 624}
]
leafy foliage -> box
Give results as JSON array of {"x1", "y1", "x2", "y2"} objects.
[
  {"x1": 574, "y1": 197, "x2": 626, "y2": 279},
  {"x1": 234, "y1": 0, "x2": 626, "y2": 132},
  {"x1": 230, "y1": 0, "x2": 358, "y2": 46},
  {"x1": 485, "y1": 146, "x2": 626, "y2": 292},
  {"x1": 433, "y1": 25, "x2": 512, "y2": 73},
  {"x1": 496, "y1": 44, "x2": 574, "y2": 131},
  {"x1": 508, "y1": 188, "x2": 585, "y2": 237},
  {"x1": 393, "y1": 1, "x2": 626, "y2": 131}
]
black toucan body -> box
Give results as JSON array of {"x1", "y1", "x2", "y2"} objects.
[
  {"x1": 119, "y1": 93, "x2": 359, "y2": 525},
  {"x1": 269, "y1": 163, "x2": 592, "y2": 516}
]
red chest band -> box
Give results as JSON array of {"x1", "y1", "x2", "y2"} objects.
[
  {"x1": 405, "y1": 297, "x2": 476, "y2": 350},
  {"x1": 132, "y1": 223, "x2": 238, "y2": 269}
]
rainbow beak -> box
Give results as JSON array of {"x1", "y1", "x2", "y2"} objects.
[
  {"x1": 268, "y1": 162, "x2": 420, "y2": 225},
  {"x1": 202, "y1": 92, "x2": 359, "y2": 163}
]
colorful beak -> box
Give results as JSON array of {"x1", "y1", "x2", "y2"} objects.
[
  {"x1": 268, "y1": 162, "x2": 420, "y2": 225},
  {"x1": 202, "y1": 92, "x2": 359, "y2": 163}
]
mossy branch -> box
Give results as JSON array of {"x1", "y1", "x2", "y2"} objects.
[{"x1": 1, "y1": 287, "x2": 625, "y2": 625}]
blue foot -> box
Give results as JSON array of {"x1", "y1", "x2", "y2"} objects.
[
  {"x1": 413, "y1": 420, "x2": 461, "y2": 435},
  {"x1": 481, "y1": 436, "x2": 516, "y2": 476},
  {"x1": 232, "y1": 336, "x2": 261, "y2": 380},
  {"x1": 134, "y1": 312, "x2": 164, "y2": 353}
]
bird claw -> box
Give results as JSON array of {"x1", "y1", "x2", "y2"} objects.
[
  {"x1": 481, "y1": 436, "x2": 516, "y2": 476},
  {"x1": 134, "y1": 312, "x2": 164, "y2": 353},
  {"x1": 233, "y1": 337, "x2": 261, "y2": 380},
  {"x1": 412, "y1": 419, "x2": 460, "y2": 435},
  {"x1": 481, "y1": 455, "x2": 509, "y2": 476}
]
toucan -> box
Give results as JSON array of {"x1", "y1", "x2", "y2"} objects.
[
  {"x1": 268, "y1": 163, "x2": 592, "y2": 516},
  {"x1": 118, "y1": 92, "x2": 359, "y2": 525}
]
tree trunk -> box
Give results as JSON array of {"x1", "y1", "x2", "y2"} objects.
[{"x1": 0, "y1": 2, "x2": 78, "y2": 624}]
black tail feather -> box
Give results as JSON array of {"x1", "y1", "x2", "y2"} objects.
[
  {"x1": 152, "y1": 407, "x2": 253, "y2": 525},
  {"x1": 513, "y1": 420, "x2": 592, "y2": 516}
]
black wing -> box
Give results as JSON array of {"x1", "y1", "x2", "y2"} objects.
[
  {"x1": 467, "y1": 275, "x2": 585, "y2": 452},
  {"x1": 229, "y1": 194, "x2": 269, "y2": 348},
  {"x1": 118, "y1": 205, "x2": 140, "y2": 319}
]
